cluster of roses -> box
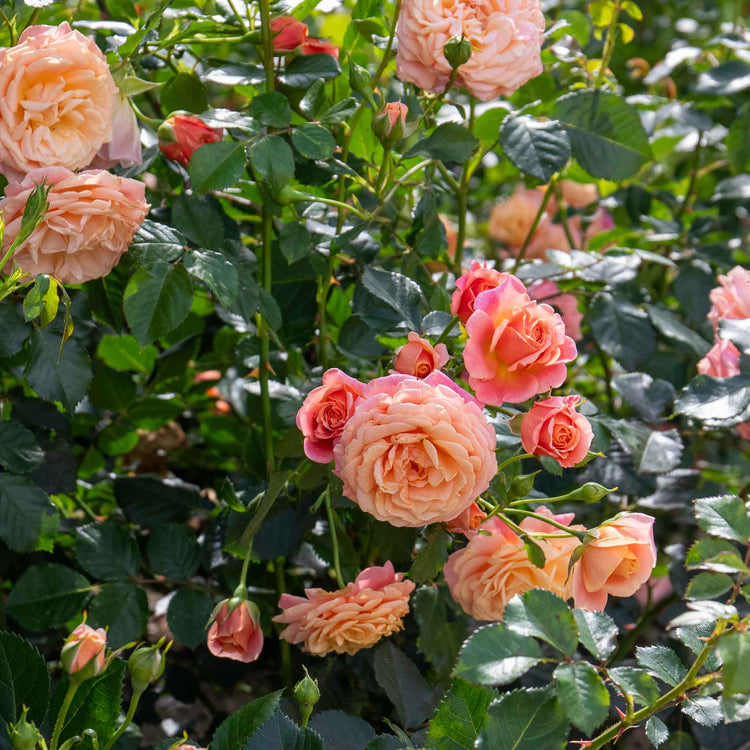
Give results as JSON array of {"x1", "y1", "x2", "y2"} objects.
[
  {"x1": 697, "y1": 266, "x2": 750, "y2": 439},
  {"x1": 0, "y1": 23, "x2": 149, "y2": 285}
]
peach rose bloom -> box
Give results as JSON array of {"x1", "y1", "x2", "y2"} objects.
[
  {"x1": 296, "y1": 368, "x2": 365, "y2": 463},
  {"x1": 393, "y1": 331, "x2": 449, "y2": 378},
  {"x1": 207, "y1": 599, "x2": 263, "y2": 663},
  {"x1": 528, "y1": 280, "x2": 583, "y2": 341},
  {"x1": 698, "y1": 339, "x2": 741, "y2": 378},
  {"x1": 444, "y1": 507, "x2": 582, "y2": 620},
  {"x1": 270, "y1": 16, "x2": 309, "y2": 51},
  {"x1": 463, "y1": 277, "x2": 577, "y2": 404},
  {"x1": 0, "y1": 167, "x2": 149, "y2": 284},
  {"x1": 557, "y1": 180, "x2": 599, "y2": 209},
  {"x1": 0, "y1": 23, "x2": 117, "y2": 175},
  {"x1": 708, "y1": 266, "x2": 750, "y2": 332},
  {"x1": 450, "y1": 261, "x2": 526, "y2": 325},
  {"x1": 446, "y1": 501, "x2": 486, "y2": 537},
  {"x1": 520, "y1": 395, "x2": 593, "y2": 468},
  {"x1": 571, "y1": 513, "x2": 656, "y2": 611},
  {"x1": 273, "y1": 562, "x2": 415, "y2": 656},
  {"x1": 61, "y1": 623, "x2": 107, "y2": 676},
  {"x1": 333, "y1": 373, "x2": 497, "y2": 527},
  {"x1": 396, "y1": 0, "x2": 545, "y2": 101}
]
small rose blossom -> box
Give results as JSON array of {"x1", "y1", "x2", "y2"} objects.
[
  {"x1": 301, "y1": 38, "x2": 340, "y2": 58},
  {"x1": 159, "y1": 114, "x2": 224, "y2": 167},
  {"x1": 333, "y1": 374, "x2": 497, "y2": 527},
  {"x1": 383, "y1": 102, "x2": 408, "y2": 134},
  {"x1": 296, "y1": 368, "x2": 365, "y2": 463},
  {"x1": 698, "y1": 339, "x2": 741, "y2": 378},
  {"x1": 207, "y1": 599, "x2": 264, "y2": 663},
  {"x1": 450, "y1": 260, "x2": 524, "y2": 325},
  {"x1": 0, "y1": 23, "x2": 118, "y2": 174},
  {"x1": 273, "y1": 562, "x2": 415, "y2": 656},
  {"x1": 571, "y1": 513, "x2": 657, "y2": 611},
  {"x1": 61, "y1": 624, "x2": 107, "y2": 676},
  {"x1": 444, "y1": 508, "x2": 582, "y2": 620},
  {"x1": 0, "y1": 167, "x2": 150, "y2": 284},
  {"x1": 270, "y1": 16, "x2": 309, "y2": 51},
  {"x1": 463, "y1": 277, "x2": 577, "y2": 405},
  {"x1": 393, "y1": 332, "x2": 449, "y2": 378},
  {"x1": 707, "y1": 266, "x2": 750, "y2": 332},
  {"x1": 89, "y1": 93, "x2": 142, "y2": 169},
  {"x1": 396, "y1": 0, "x2": 545, "y2": 101},
  {"x1": 528, "y1": 280, "x2": 583, "y2": 341},
  {"x1": 521, "y1": 395, "x2": 593, "y2": 468},
  {"x1": 445, "y1": 502, "x2": 486, "y2": 537}
]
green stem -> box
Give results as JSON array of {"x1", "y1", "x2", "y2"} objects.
[
  {"x1": 374, "y1": 146, "x2": 393, "y2": 199},
  {"x1": 0, "y1": 8, "x2": 16, "y2": 45},
  {"x1": 434, "y1": 314, "x2": 460, "y2": 346},
  {"x1": 501, "y1": 508, "x2": 587, "y2": 540},
  {"x1": 595, "y1": 0, "x2": 622, "y2": 89},
  {"x1": 50, "y1": 682, "x2": 79, "y2": 750},
  {"x1": 275, "y1": 558, "x2": 292, "y2": 688},
  {"x1": 102, "y1": 690, "x2": 142, "y2": 750},
  {"x1": 258, "y1": 210, "x2": 275, "y2": 475},
  {"x1": 325, "y1": 491, "x2": 345, "y2": 588},
  {"x1": 497, "y1": 453, "x2": 533, "y2": 473},
  {"x1": 512, "y1": 177, "x2": 557, "y2": 273}
]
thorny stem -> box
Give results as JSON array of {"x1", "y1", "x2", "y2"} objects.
[{"x1": 512, "y1": 177, "x2": 557, "y2": 273}]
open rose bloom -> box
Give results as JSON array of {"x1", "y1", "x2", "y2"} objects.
[
  {"x1": 707, "y1": 265, "x2": 750, "y2": 332},
  {"x1": 393, "y1": 331, "x2": 449, "y2": 378}
]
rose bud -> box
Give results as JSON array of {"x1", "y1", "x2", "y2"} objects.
[
  {"x1": 61, "y1": 623, "x2": 107, "y2": 681},
  {"x1": 9, "y1": 707, "x2": 43, "y2": 750},
  {"x1": 294, "y1": 666, "x2": 321, "y2": 727},
  {"x1": 443, "y1": 35, "x2": 472, "y2": 69},
  {"x1": 158, "y1": 113, "x2": 224, "y2": 167},
  {"x1": 372, "y1": 102, "x2": 409, "y2": 145},
  {"x1": 270, "y1": 16, "x2": 308, "y2": 52},
  {"x1": 393, "y1": 331, "x2": 449, "y2": 379},
  {"x1": 207, "y1": 598, "x2": 263, "y2": 663},
  {"x1": 128, "y1": 637, "x2": 170, "y2": 694}
]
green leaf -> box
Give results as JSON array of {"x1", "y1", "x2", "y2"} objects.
[
  {"x1": 694, "y1": 60, "x2": 750, "y2": 95},
  {"x1": 476, "y1": 688, "x2": 569, "y2": 750},
  {"x1": 504, "y1": 590, "x2": 578, "y2": 656},
  {"x1": 636, "y1": 645, "x2": 687, "y2": 687},
  {"x1": 97, "y1": 334, "x2": 158, "y2": 374},
  {"x1": 89, "y1": 363, "x2": 137, "y2": 412},
  {"x1": 413, "y1": 586, "x2": 464, "y2": 678},
  {"x1": 22, "y1": 275, "x2": 51, "y2": 323},
  {"x1": 453, "y1": 624, "x2": 542, "y2": 686},
  {"x1": 308, "y1": 711, "x2": 376, "y2": 748},
  {"x1": 0, "y1": 422, "x2": 44, "y2": 474},
  {"x1": 373, "y1": 642, "x2": 436, "y2": 728},
  {"x1": 0, "y1": 631, "x2": 50, "y2": 725},
  {"x1": 24, "y1": 327, "x2": 92, "y2": 411},
  {"x1": 75, "y1": 521, "x2": 140, "y2": 580},
  {"x1": 128, "y1": 220, "x2": 186, "y2": 264},
  {"x1": 646, "y1": 305, "x2": 711, "y2": 357},
  {"x1": 98, "y1": 422, "x2": 140, "y2": 456},
  {"x1": 675, "y1": 375, "x2": 750, "y2": 422},
  {"x1": 646, "y1": 716, "x2": 669, "y2": 747},
  {"x1": 249, "y1": 91, "x2": 293, "y2": 128},
  {"x1": 184, "y1": 249, "x2": 239, "y2": 307},
  {"x1": 573, "y1": 609, "x2": 618, "y2": 660},
  {"x1": 686, "y1": 538, "x2": 748, "y2": 574},
  {"x1": 553, "y1": 662, "x2": 609, "y2": 735},
  {"x1": 719, "y1": 318, "x2": 750, "y2": 355},
  {"x1": 161, "y1": 71, "x2": 207, "y2": 113},
  {"x1": 608, "y1": 666, "x2": 660, "y2": 706},
  {"x1": 115, "y1": 476, "x2": 202, "y2": 526},
  {"x1": 405, "y1": 123, "x2": 478, "y2": 164},
  {"x1": 694, "y1": 495, "x2": 750, "y2": 543},
  {"x1": 247, "y1": 710, "x2": 324, "y2": 749},
  {"x1": 589, "y1": 293, "x2": 655, "y2": 371},
  {"x1": 292, "y1": 122, "x2": 336, "y2": 160},
  {"x1": 425, "y1": 678, "x2": 495, "y2": 750},
  {"x1": 409, "y1": 527, "x2": 449, "y2": 584},
  {"x1": 6, "y1": 563, "x2": 90, "y2": 630},
  {"x1": 553, "y1": 89, "x2": 652, "y2": 179},
  {"x1": 686, "y1": 571, "x2": 734, "y2": 600},
  {"x1": 0, "y1": 473, "x2": 54, "y2": 552},
  {"x1": 248, "y1": 135, "x2": 295, "y2": 193},
  {"x1": 167, "y1": 588, "x2": 214, "y2": 649},
  {"x1": 499, "y1": 115, "x2": 571, "y2": 182},
  {"x1": 278, "y1": 53, "x2": 341, "y2": 88},
  {"x1": 612, "y1": 372, "x2": 675, "y2": 423},
  {"x1": 278, "y1": 223, "x2": 313, "y2": 264},
  {"x1": 681, "y1": 696, "x2": 723, "y2": 727},
  {"x1": 717, "y1": 631, "x2": 750, "y2": 696},
  {"x1": 189, "y1": 141, "x2": 247, "y2": 193},
  {"x1": 727, "y1": 104, "x2": 750, "y2": 172},
  {"x1": 0, "y1": 300, "x2": 30, "y2": 357},
  {"x1": 123, "y1": 262, "x2": 193, "y2": 345},
  {"x1": 210, "y1": 691, "x2": 283, "y2": 750},
  {"x1": 172, "y1": 194, "x2": 225, "y2": 250},
  {"x1": 87, "y1": 582, "x2": 148, "y2": 648},
  {"x1": 361, "y1": 266, "x2": 423, "y2": 331},
  {"x1": 147, "y1": 523, "x2": 201, "y2": 581}
]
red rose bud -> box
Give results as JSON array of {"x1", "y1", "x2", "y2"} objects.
[
  {"x1": 301, "y1": 38, "x2": 339, "y2": 59},
  {"x1": 61, "y1": 623, "x2": 107, "y2": 681},
  {"x1": 372, "y1": 102, "x2": 408, "y2": 145},
  {"x1": 270, "y1": 16, "x2": 308, "y2": 52},
  {"x1": 158, "y1": 114, "x2": 223, "y2": 167}
]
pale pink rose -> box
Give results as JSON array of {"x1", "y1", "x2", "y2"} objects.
[
  {"x1": 0, "y1": 167, "x2": 149, "y2": 284},
  {"x1": 708, "y1": 266, "x2": 750, "y2": 332},
  {"x1": 393, "y1": 332, "x2": 449, "y2": 378},
  {"x1": 567, "y1": 208, "x2": 615, "y2": 249},
  {"x1": 464, "y1": 278, "x2": 577, "y2": 405},
  {"x1": 450, "y1": 260, "x2": 525, "y2": 325},
  {"x1": 697, "y1": 339, "x2": 741, "y2": 378},
  {"x1": 446, "y1": 501, "x2": 486, "y2": 537},
  {"x1": 89, "y1": 94, "x2": 142, "y2": 170},
  {"x1": 572, "y1": 513, "x2": 656, "y2": 611},
  {"x1": 444, "y1": 507, "x2": 582, "y2": 620},
  {"x1": 557, "y1": 180, "x2": 599, "y2": 210},
  {"x1": 296, "y1": 368, "x2": 365, "y2": 463},
  {"x1": 396, "y1": 0, "x2": 545, "y2": 101},
  {"x1": 60, "y1": 623, "x2": 107, "y2": 676},
  {"x1": 528, "y1": 280, "x2": 583, "y2": 341},
  {"x1": 273, "y1": 562, "x2": 415, "y2": 656},
  {"x1": 333, "y1": 374, "x2": 497, "y2": 527},
  {"x1": 0, "y1": 23, "x2": 117, "y2": 174},
  {"x1": 207, "y1": 599, "x2": 263, "y2": 663},
  {"x1": 520, "y1": 395, "x2": 593, "y2": 468}
]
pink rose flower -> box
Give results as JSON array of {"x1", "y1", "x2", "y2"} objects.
[
  {"x1": 396, "y1": 0, "x2": 545, "y2": 102},
  {"x1": 270, "y1": 16, "x2": 309, "y2": 52},
  {"x1": 445, "y1": 501, "x2": 486, "y2": 537},
  {"x1": 333, "y1": 374, "x2": 497, "y2": 527},
  {"x1": 488, "y1": 187, "x2": 559, "y2": 258},
  {"x1": 273, "y1": 562, "x2": 415, "y2": 656},
  {"x1": 571, "y1": 513, "x2": 656, "y2": 611},
  {"x1": 301, "y1": 38, "x2": 340, "y2": 58},
  {"x1": 61, "y1": 623, "x2": 107, "y2": 677},
  {"x1": 0, "y1": 167, "x2": 150, "y2": 284},
  {"x1": 463, "y1": 278, "x2": 577, "y2": 404},
  {"x1": 444, "y1": 507, "x2": 582, "y2": 620},
  {"x1": 697, "y1": 339, "x2": 741, "y2": 378},
  {"x1": 450, "y1": 261, "x2": 526, "y2": 325},
  {"x1": 207, "y1": 599, "x2": 264, "y2": 663},
  {"x1": 393, "y1": 331, "x2": 449, "y2": 378},
  {"x1": 0, "y1": 23, "x2": 117, "y2": 174},
  {"x1": 89, "y1": 93, "x2": 142, "y2": 170},
  {"x1": 707, "y1": 266, "x2": 750, "y2": 332},
  {"x1": 296, "y1": 368, "x2": 365, "y2": 463},
  {"x1": 520, "y1": 395, "x2": 593, "y2": 468},
  {"x1": 528, "y1": 280, "x2": 583, "y2": 341}
]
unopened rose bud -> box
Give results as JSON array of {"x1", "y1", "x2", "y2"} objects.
[
  {"x1": 567, "y1": 482, "x2": 616, "y2": 504},
  {"x1": 61, "y1": 623, "x2": 107, "y2": 682},
  {"x1": 9, "y1": 707, "x2": 43, "y2": 750},
  {"x1": 348, "y1": 61, "x2": 376, "y2": 108},
  {"x1": 443, "y1": 36, "x2": 472, "y2": 69},
  {"x1": 269, "y1": 16, "x2": 308, "y2": 53},
  {"x1": 294, "y1": 666, "x2": 320, "y2": 727},
  {"x1": 158, "y1": 113, "x2": 224, "y2": 167},
  {"x1": 507, "y1": 471, "x2": 539, "y2": 500},
  {"x1": 129, "y1": 637, "x2": 171, "y2": 694},
  {"x1": 372, "y1": 102, "x2": 408, "y2": 145}
]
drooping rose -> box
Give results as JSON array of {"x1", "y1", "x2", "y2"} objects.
[
  {"x1": 270, "y1": 16, "x2": 309, "y2": 51},
  {"x1": 396, "y1": 0, "x2": 545, "y2": 102},
  {"x1": 333, "y1": 373, "x2": 497, "y2": 527},
  {"x1": 0, "y1": 23, "x2": 118, "y2": 174},
  {"x1": 707, "y1": 266, "x2": 750, "y2": 332},
  {"x1": 89, "y1": 93, "x2": 142, "y2": 170},
  {"x1": 158, "y1": 114, "x2": 224, "y2": 167},
  {"x1": 273, "y1": 562, "x2": 415, "y2": 656},
  {"x1": 207, "y1": 599, "x2": 264, "y2": 663},
  {"x1": 296, "y1": 368, "x2": 365, "y2": 463},
  {"x1": 0, "y1": 167, "x2": 150, "y2": 284},
  {"x1": 393, "y1": 332, "x2": 449, "y2": 378},
  {"x1": 301, "y1": 38, "x2": 340, "y2": 58},
  {"x1": 450, "y1": 261, "x2": 525, "y2": 325},
  {"x1": 520, "y1": 395, "x2": 593, "y2": 468},
  {"x1": 571, "y1": 513, "x2": 656, "y2": 611},
  {"x1": 61, "y1": 624, "x2": 107, "y2": 677},
  {"x1": 528, "y1": 280, "x2": 583, "y2": 341},
  {"x1": 445, "y1": 501, "x2": 486, "y2": 537},
  {"x1": 463, "y1": 278, "x2": 577, "y2": 404},
  {"x1": 698, "y1": 339, "x2": 741, "y2": 378},
  {"x1": 444, "y1": 508, "x2": 582, "y2": 620}
]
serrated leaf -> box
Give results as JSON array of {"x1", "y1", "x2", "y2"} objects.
[
  {"x1": 128, "y1": 220, "x2": 186, "y2": 264},
  {"x1": 589, "y1": 293, "x2": 655, "y2": 371},
  {"x1": 499, "y1": 115, "x2": 571, "y2": 182},
  {"x1": 115, "y1": 476, "x2": 202, "y2": 526},
  {"x1": 308, "y1": 711, "x2": 376, "y2": 749},
  {"x1": 612, "y1": 372, "x2": 675, "y2": 423},
  {"x1": 278, "y1": 53, "x2": 341, "y2": 88},
  {"x1": 646, "y1": 716, "x2": 668, "y2": 747},
  {"x1": 249, "y1": 91, "x2": 292, "y2": 128},
  {"x1": 717, "y1": 631, "x2": 750, "y2": 696},
  {"x1": 413, "y1": 587, "x2": 464, "y2": 678},
  {"x1": 210, "y1": 691, "x2": 283, "y2": 750},
  {"x1": 167, "y1": 588, "x2": 214, "y2": 649},
  {"x1": 608, "y1": 667, "x2": 660, "y2": 706},
  {"x1": 694, "y1": 495, "x2": 750, "y2": 543},
  {"x1": 574, "y1": 609, "x2": 618, "y2": 660},
  {"x1": 184, "y1": 249, "x2": 239, "y2": 307},
  {"x1": 97, "y1": 334, "x2": 158, "y2": 374},
  {"x1": 361, "y1": 267, "x2": 423, "y2": 331},
  {"x1": 278, "y1": 223, "x2": 313, "y2": 264},
  {"x1": 685, "y1": 571, "x2": 734, "y2": 600},
  {"x1": 504, "y1": 590, "x2": 578, "y2": 656},
  {"x1": 87, "y1": 582, "x2": 148, "y2": 648},
  {"x1": 675, "y1": 375, "x2": 750, "y2": 422},
  {"x1": 147, "y1": 523, "x2": 201, "y2": 581},
  {"x1": 646, "y1": 305, "x2": 711, "y2": 357},
  {"x1": 553, "y1": 661, "x2": 609, "y2": 735},
  {"x1": 0, "y1": 631, "x2": 50, "y2": 725},
  {"x1": 76, "y1": 521, "x2": 140, "y2": 580},
  {"x1": 247, "y1": 710, "x2": 324, "y2": 749},
  {"x1": 292, "y1": 123, "x2": 336, "y2": 160},
  {"x1": 681, "y1": 696, "x2": 723, "y2": 727},
  {"x1": 0, "y1": 422, "x2": 44, "y2": 474},
  {"x1": 636, "y1": 645, "x2": 687, "y2": 687},
  {"x1": 0, "y1": 473, "x2": 55, "y2": 552},
  {"x1": 425, "y1": 678, "x2": 495, "y2": 750},
  {"x1": 189, "y1": 141, "x2": 247, "y2": 193},
  {"x1": 404, "y1": 123, "x2": 478, "y2": 164},
  {"x1": 248, "y1": 135, "x2": 295, "y2": 193}
]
